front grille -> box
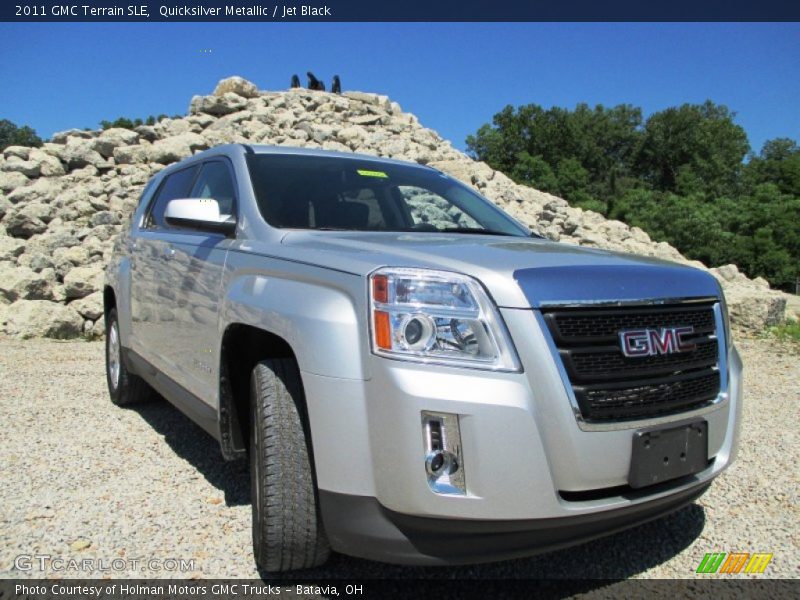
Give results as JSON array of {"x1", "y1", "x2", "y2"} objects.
[
  {"x1": 548, "y1": 306, "x2": 716, "y2": 344},
  {"x1": 566, "y1": 338, "x2": 718, "y2": 381},
  {"x1": 542, "y1": 303, "x2": 722, "y2": 423}
]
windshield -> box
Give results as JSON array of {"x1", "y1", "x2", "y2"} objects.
[{"x1": 246, "y1": 153, "x2": 529, "y2": 236}]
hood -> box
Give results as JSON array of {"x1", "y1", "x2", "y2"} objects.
[{"x1": 272, "y1": 231, "x2": 721, "y2": 308}]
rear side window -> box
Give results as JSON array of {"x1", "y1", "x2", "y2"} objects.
[
  {"x1": 136, "y1": 179, "x2": 157, "y2": 208},
  {"x1": 144, "y1": 165, "x2": 199, "y2": 229},
  {"x1": 189, "y1": 161, "x2": 237, "y2": 218}
]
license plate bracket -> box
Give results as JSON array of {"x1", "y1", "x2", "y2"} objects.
[{"x1": 628, "y1": 421, "x2": 708, "y2": 489}]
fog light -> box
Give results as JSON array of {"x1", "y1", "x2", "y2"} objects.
[
  {"x1": 426, "y1": 449, "x2": 460, "y2": 478},
  {"x1": 426, "y1": 450, "x2": 447, "y2": 475},
  {"x1": 422, "y1": 412, "x2": 466, "y2": 495}
]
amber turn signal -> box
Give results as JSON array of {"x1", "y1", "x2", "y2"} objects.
[{"x1": 374, "y1": 310, "x2": 392, "y2": 350}]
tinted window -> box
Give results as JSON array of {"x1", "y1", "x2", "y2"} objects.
[
  {"x1": 246, "y1": 154, "x2": 528, "y2": 236},
  {"x1": 145, "y1": 165, "x2": 199, "y2": 229},
  {"x1": 189, "y1": 161, "x2": 236, "y2": 217}
]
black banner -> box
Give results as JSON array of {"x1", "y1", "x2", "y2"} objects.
[
  {"x1": 2, "y1": 579, "x2": 799, "y2": 600},
  {"x1": 3, "y1": 0, "x2": 800, "y2": 22}
]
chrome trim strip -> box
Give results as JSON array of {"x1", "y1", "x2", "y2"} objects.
[
  {"x1": 514, "y1": 264, "x2": 722, "y2": 309},
  {"x1": 535, "y1": 301, "x2": 729, "y2": 432},
  {"x1": 536, "y1": 296, "x2": 719, "y2": 309}
]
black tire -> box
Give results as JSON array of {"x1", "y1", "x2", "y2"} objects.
[
  {"x1": 250, "y1": 358, "x2": 330, "y2": 572},
  {"x1": 105, "y1": 308, "x2": 157, "y2": 406}
]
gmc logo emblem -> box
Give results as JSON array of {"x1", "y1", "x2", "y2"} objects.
[{"x1": 619, "y1": 326, "x2": 696, "y2": 357}]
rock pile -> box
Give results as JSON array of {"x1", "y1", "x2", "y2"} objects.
[{"x1": 0, "y1": 76, "x2": 788, "y2": 338}]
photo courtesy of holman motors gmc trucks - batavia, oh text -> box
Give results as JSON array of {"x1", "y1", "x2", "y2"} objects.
[{"x1": 103, "y1": 144, "x2": 741, "y2": 571}]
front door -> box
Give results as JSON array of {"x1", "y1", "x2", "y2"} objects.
[{"x1": 164, "y1": 159, "x2": 237, "y2": 403}]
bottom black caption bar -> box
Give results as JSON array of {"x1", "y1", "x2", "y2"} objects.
[{"x1": 2, "y1": 579, "x2": 797, "y2": 600}]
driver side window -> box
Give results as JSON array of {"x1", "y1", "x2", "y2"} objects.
[
  {"x1": 144, "y1": 165, "x2": 199, "y2": 229},
  {"x1": 189, "y1": 161, "x2": 237, "y2": 219}
]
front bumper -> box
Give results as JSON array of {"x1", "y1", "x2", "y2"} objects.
[
  {"x1": 302, "y1": 309, "x2": 742, "y2": 564},
  {"x1": 319, "y1": 482, "x2": 711, "y2": 565}
]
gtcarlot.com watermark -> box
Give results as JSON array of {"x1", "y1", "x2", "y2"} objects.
[{"x1": 14, "y1": 554, "x2": 197, "y2": 573}]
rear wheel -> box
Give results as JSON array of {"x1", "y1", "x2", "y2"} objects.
[
  {"x1": 105, "y1": 308, "x2": 157, "y2": 406},
  {"x1": 249, "y1": 358, "x2": 330, "y2": 572}
]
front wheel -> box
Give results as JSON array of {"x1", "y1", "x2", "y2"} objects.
[{"x1": 249, "y1": 358, "x2": 330, "y2": 572}]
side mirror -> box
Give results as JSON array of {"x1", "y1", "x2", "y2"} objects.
[{"x1": 164, "y1": 198, "x2": 236, "y2": 236}]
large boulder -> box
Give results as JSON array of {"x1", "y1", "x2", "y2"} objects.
[
  {"x1": 189, "y1": 92, "x2": 248, "y2": 116},
  {"x1": 0, "y1": 264, "x2": 56, "y2": 302},
  {"x1": 17, "y1": 251, "x2": 54, "y2": 272},
  {"x1": 70, "y1": 290, "x2": 104, "y2": 320},
  {"x1": 0, "y1": 194, "x2": 11, "y2": 220},
  {"x1": 60, "y1": 139, "x2": 109, "y2": 170},
  {"x1": 146, "y1": 133, "x2": 208, "y2": 164},
  {"x1": 63, "y1": 264, "x2": 104, "y2": 299},
  {"x1": 2, "y1": 299, "x2": 84, "y2": 339},
  {"x1": 725, "y1": 288, "x2": 787, "y2": 332},
  {"x1": 53, "y1": 244, "x2": 90, "y2": 267},
  {"x1": 113, "y1": 144, "x2": 148, "y2": 165},
  {"x1": 0, "y1": 171, "x2": 29, "y2": 194},
  {"x1": 3, "y1": 205, "x2": 49, "y2": 238},
  {"x1": 51, "y1": 129, "x2": 96, "y2": 144},
  {"x1": 0, "y1": 157, "x2": 40, "y2": 178},
  {"x1": 213, "y1": 76, "x2": 260, "y2": 98},
  {"x1": 94, "y1": 128, "x2": 141, "y2": 158},
  {"x1": 0, "y1": 236, "x2": 25, "y2": 261},
  {"x1": 6, "y1": 177, "x2": 62, "y2": 205},
  {"x1": 2, "y1": 146, "x2": 32, "y2": 160},
  {"x1": 29, "y1": 148, "x2": 66, "y2": 177}
]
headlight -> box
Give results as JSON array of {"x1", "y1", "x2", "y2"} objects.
[{"x1": 369, "y1": 267, "x2": 521, "y2": 371}]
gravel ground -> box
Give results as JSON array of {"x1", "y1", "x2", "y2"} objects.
[{"x1": 0, "y1": 336, "x2": 797, "y2": 588}]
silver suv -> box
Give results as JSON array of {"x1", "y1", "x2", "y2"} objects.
[{"x1": 104, "y1": 145, "x2": 742, "y2": 571}]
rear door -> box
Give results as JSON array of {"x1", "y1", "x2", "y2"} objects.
[{"x1": 130, "y1": 164, "x2": 199, "y2": 375}]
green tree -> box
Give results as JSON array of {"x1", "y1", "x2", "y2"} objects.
[
  {"x1": 723, "y1": 184, "x2": 800, "y2": 289},
  {"x1": 510, "y1": 152, "x2": 558, "y2": 191},
  {"x1": 610, "y1": 184, "x2": 799, "y2": 290},
  {"x1": 100, "y1": 117, "x2": 144, "y2": 130},
  {"x1": 466, "y1": 102, "x2": 644, "y2": 211},
  {"x1": 467, "y1": 101, "x2": 798, "y2": 291},
  {"x1": 0, "y1": 119, "x2": 43, "y2": 151},
  {"x1": 99, "y1": 114, "x2": 176, "y2": 130},
  {"x1": 635, "y1": 101, "x2": 750, "y2": 198},
  {"x1": 744, "y1": 138, "x2": 800, "y2": 196}
]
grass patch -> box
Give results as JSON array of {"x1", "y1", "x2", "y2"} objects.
[{"x1": 766, "y1": 320, "x2": 800, "y2": 344}]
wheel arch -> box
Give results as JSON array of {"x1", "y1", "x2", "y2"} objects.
[
  {"x1": 218, "y1": 323, "x2": 298, "y2": 460},
  {"x1": 103, "y1": 285, "x2": 116, "y2": 318}
]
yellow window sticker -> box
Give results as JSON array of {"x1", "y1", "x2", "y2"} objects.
[{"x1": 357, "y1": 169, "x2": 388, "y2": 178}]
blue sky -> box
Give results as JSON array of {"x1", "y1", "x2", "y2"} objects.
[{"x1": 1, "y1": 23, "x2": 798, "y2": 154}]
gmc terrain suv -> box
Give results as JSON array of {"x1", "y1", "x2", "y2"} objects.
[{"x1": 104, "y1": 145, "x2": 742, "y2": 571}]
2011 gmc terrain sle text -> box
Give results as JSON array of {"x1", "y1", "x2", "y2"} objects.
[{"x1": 103, "y1": 145, "x2": 742, "y2": 572}]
